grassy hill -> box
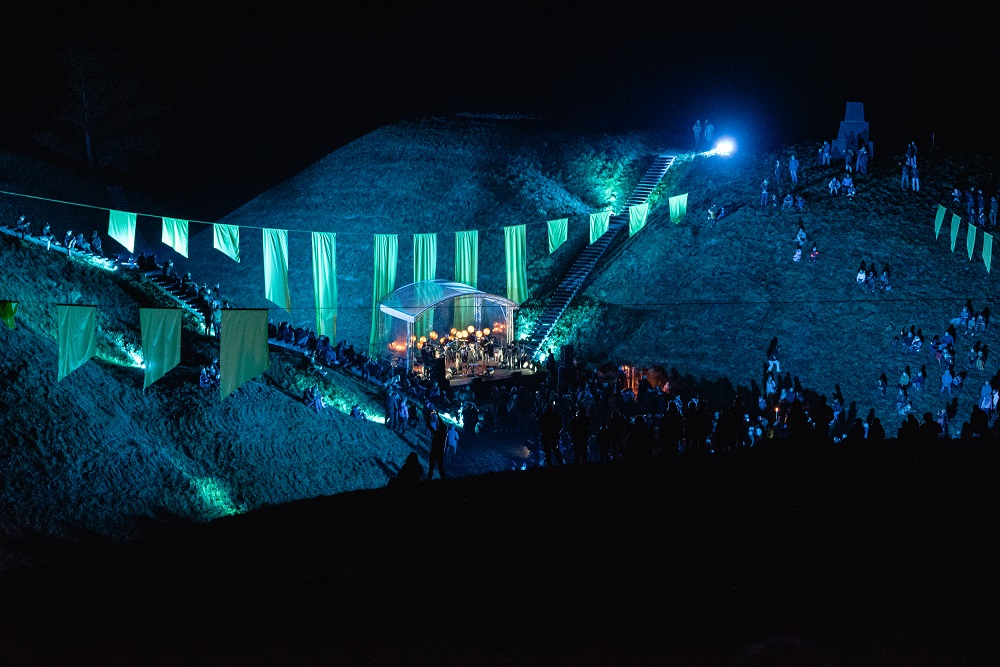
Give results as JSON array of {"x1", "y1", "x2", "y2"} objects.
[
  {"x1": 553, "y1": 145, "x2": 1000, "y2": 433},
  {"x1": 161, "y1": 116, "x2": 657, "y2": 344},
  {"x1": 0, "y1": 233, "x2": 519, "y2": 567}
]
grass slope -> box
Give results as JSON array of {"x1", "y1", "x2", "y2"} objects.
[
  {"x1": 0, "y1": 235, "x2": 511, "y2": 566},
  {"x1": 564, "y1": 145, "x2": 1000, "y2": 433},
  {"x1": 163, "y1": 117, "x2": 655, "y2": 343}
]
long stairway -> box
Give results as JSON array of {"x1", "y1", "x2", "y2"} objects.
[{"x1": 523, "y1": 154, "x2": 676, "y2": 359}]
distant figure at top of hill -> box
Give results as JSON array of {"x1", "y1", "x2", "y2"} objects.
[
  {"x1": 693, "y1": 119, "x2": 702, "y2": 145},
  {"x1": 788, "y1": 155, "x2": 799, "y2": 183},
  {"x1": 40, "y1": 223, "x2": 53, "y2": 250},
  {"x1": 774, "y1": 159, "x2": 782, "y2": 183},
  {"x1": 704, "y1": 120, "x2": 714, "y2": 144},
  {"x1": 760, "y1": 179, "x2": 769, "y2": 207}
]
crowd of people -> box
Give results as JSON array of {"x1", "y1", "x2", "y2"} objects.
[
  {"x1": 951, "y1": 185, "x2": 999, "y2": 229},
  {"x1": 8, "y1": 213, "x2": 106, "y2": 258}
]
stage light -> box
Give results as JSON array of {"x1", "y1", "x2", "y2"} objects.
[
  {"x1": 419, "y1": 336, "x2": 427, "y2": 344},
  {"x1": 430, "y1": 331, "x2": 438, "y2": 340},
  {"x1": 707, "y1": 137, "x2": 736, "y2": 156},
  {"x1": 467, "y1": 325, "x2": 475, "y2": 333},
  {"x1": 483, "y1": 327, "x2": 490, "y2": 335},
  {"x1": 450, "y1": 328, "x2": 457, "y2": 335}
]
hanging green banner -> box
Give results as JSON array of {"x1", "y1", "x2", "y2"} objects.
[
  {"x1": 370, "y1": 234, "x2": 398, "y2": 354},
  {"x1": 589, "y1": 211, "x2": 611, "y2": 244},
  {"x1": 220, "y1": 309, "x2": 270, "y2": 399},
  {"x1": 669, "y1": 193, "x2": 689, "y2": 224},
  {"x1": 311, "y1": 232, "x2": 338, "y2": 339},
  {"x1": 213, "y1": 224, "x2": 240, "y2": 262},
  {"x1": 984, "y1": 233, "x2": 993, "y2": 273},
  {"x1": 161, "y1": 217, "x2": 189, "y2": 258},
  {"x1": 504, "y1": 224, "x2": 527, "y2": 304},
  {"x1": 140, "y1": 308, "x2": 181, "y2": 389},
  {"x1": 967, "y1": 223, "x2": 977, "y2": 260},
  {"x1": 263, "y1": 228, "x2": 291, "y2": 311},
  {"x1": 0, "y1": 301, "x2": 17, "y2": 330},
  {"x1": 454, "y1": 230, "x2": 478, "y2": 329},
  {"x1": 413, "y1": 233, "x2": 437, "y2": 337},
  {"x1": 628, "y1": 203, "x2": 649, "y2": 237},
  {"x1": 547, "y1": 218, "x2": 568, "y2": 254},
  {"x1": 57, "y1": 304, "x2": 97, "y2": 381},
  {"x1": 108, "y1": 210, "x2": 137, "y2": 253},
  {"x1": 934, "y1": 204, "x2": 947, "y2": 239},
  {"x1": 950, "y1": 214, "x2": 961, "y2": 252}
]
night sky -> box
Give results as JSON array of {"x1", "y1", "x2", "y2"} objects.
[{"x1": 2, "y1": 4, "x2": 996, "y2": 218}]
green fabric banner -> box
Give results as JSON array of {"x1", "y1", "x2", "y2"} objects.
[
  {"x1": 934, "y1": 204, "x2": 947, "y2": 239},
  {"x1": 311, "y1": 232, "x2": 338, "y2": 339},
  {"x1": 370, "y1": 234, "x2": 398, "y2": 354},
  {"x1": 547, "y1": 218, "x2": 568, "y2": 253},
  {"x1": 985, "y1": 233, "x2": 993, "y2": 273},
  {"x1": 669, "y1": 193, "x2": 689, "y2": 224},
  {"x1": 968, "y1": 223, "x2": 977, "y2": 260},
  {"x1": 950, "y1": 214, "x2": 961, "y2": 252},
  {"x1": 589, "y1": 211, "x2": 611, "y2": 244},
  {"x1": 220, "y1": 309, "x2": 269, "y2": 399},
  {"x1": 213, "y1": 224, "x2": 240, "y2": 262},
  {"x1": 454, "y1": 230, "x2": 479, "y2": 329},
  {"x1": 57, "y1": 304, "x2": 97, "y2": 381},
  {"x1": 108, "y1": 210, "x2": 137, "y2": 253},
  {"x1": 413, "y1": 233, "x2": 437, "y2": 337},
  {"x1": 140, "y1": 308, "x2": 181, "y2": 389},
  {"x1": 263, "y1": 228, "x2": 291, "y2": 312},
  {"x1": 504, "y1": 224, "x2": 527, "y2": 304},
  {"x1": 0, "y1": 301, "x2": 16, "y2": 330},
  {"x1": 628, "y1": 203, "x2": 649, "y2": 237},
  {"x1": 161, "y1": 217, "x2": 189, "y2": 258}
]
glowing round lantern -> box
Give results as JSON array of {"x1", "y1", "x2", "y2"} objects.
[
  {"x1": 467, "y1": 325, "x2": 475, "y2": 333},
  {"x1": 482, "y1": 327, "x2": 490, "y2": 335}
]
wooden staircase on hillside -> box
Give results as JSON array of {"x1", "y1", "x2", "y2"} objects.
[{"x1": 523, "y1": 154, "x2": 676, "y2": 360}]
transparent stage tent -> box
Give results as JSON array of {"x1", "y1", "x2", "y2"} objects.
[{"x1": 377, "y1": 280, "x2": 518, "y2": 372}]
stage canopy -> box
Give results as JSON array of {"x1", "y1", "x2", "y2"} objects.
[{"x1": 378, "y1": 279, "x2": 518, "y2": 371}]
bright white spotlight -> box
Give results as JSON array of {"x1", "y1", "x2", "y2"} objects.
[{"x1": 712, "y1": 138, "x2": 736, "y2": 156}]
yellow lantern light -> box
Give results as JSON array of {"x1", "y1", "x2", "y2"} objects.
[
  {"x1": 450, "y1": 328, "x2": 457, "y2": 335},
  {"x1": 482, "y1": 327, "x2": 491, "y2": 335},
  {"x1": 475, "y1": 330, "x2": 483, "y2": 338},
  {"x1": 419, "y1": 336, "x2": 427, "y2": 344},
  {"x1": 430, "y1": 331, "x2": 438, "y2": 340},
  {"x1": 410, "y1": 335, "x2": 417, "y2": 342},
  {"x1": 467, "y1": 325, "x2": 475, "y2": 333}
]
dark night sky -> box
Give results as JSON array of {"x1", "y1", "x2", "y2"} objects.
[{"x1": 1, "y1": 3, "x2": 996, "y2": 218}]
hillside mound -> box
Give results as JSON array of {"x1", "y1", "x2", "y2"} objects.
[
  {"x1": 559, "y1": 147, "x2": 1000, "y2": 432},
  {"x1": 0, "y1": 233, "x2": 512, "y2": 566},
  {"x1": 151, "y1": 117, "x2": 656, "y2": 344}
]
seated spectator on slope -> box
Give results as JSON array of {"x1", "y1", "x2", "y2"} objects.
[
  {"x1": 63, "y1": 230, "x2": 76, "y2": 254},
  {"x1": 792, "y1": 243, "x2": 802, "y2": 262},
  {"x1": 912, "y1": 365, "x2": 926, "y2": 392},
  {"x1": 796, "y1": 195, "x2": 806, "y2": 211},
  {"x1": 782, "y1": 194, "x2": 794, "y2": 211},
  {"x1": 350, "y1": 404, "x2": 367, "y2": 421},
  {"x1": 952, "y1": 187, "x2": 962, "y2": 203},
  {"x1": 829, "y1": 177, "x2": 841, "y2": 195},
  {"x1": 856, "y1": 261, "x2": 867, "y2": 284},
  {"x1": 878, "y1": 372, "x2": 888, "y2": 397},
  {"x1": 303, "y1": 385, "x2": 324, "y2": 412},
  {"x1": 717, "y1": 206, "x2": 727, "y2": 221},
  {"x1": 14, "y1": 215, "x2": 30, "y2": 239},
  {"x1": 879, "y1": 265, "x2": 891, "y2": 291},
  {"x1": 40, "y1": 223, "x2": 54, "y2": 250},
  {"x1": 794, "y1": 225, "x2": 807, "y2": 245},
  {"x1": 847, "y1": 185, "x2": 856, "y2": 202},
  {"x1": 842, "y1": 173, "x2": 853, "y2": 190}
]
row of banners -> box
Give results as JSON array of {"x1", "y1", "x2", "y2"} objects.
[
  {"x1": 103, "y1": 193, "x2": 690, "y2": 348},
  {"x1": 0, "y1": 302, "x2": 268, "y2": 398},
  {"x1": 934, "y1": 204, "x2": 993, "y2": 272}
]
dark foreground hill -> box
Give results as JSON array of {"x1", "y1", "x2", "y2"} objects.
[{"x1": 0, "y1": 445, "x2": 996, "y2": 665}]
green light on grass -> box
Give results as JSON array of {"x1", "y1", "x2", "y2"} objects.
[{"x1": 192, "y1": 477, "x2": 241, "y2": 517}]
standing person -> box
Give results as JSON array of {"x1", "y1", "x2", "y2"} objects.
[
  {"x1": 569, "y1": 407, "x2": 592, "y2": 463},
  {"x1": 901, "y1": 163, "x2": 910, "y2": 190},
  {"x1": 911, "y1": 164, "x2": 920, "y2": 192},
  {"x1": 788, "y1": 154, "x2": 799, "y2": 184},
  {"x1": 693, "y1": 119, "x2": 702, "y2": 145},
  {"x1": 844, "y1": 147, "x2": 854, "y2": 173},
  {"x1": 704, "y1": 120, "x2": 714, "y2": 144},
  {"x1": 384, "y1": 389, "x2": 396, "y2": 429},
  {"x1": 822, "y1": 141, "x2": 831, "y2": 166},
  {"x1": 766, "y1": 338, "x2": 781, "y2": 373},
  {"x1": 427, "y1": 413, "x2": 447, "y2": 480},
  {"x1": 397, "y1": 399, "x2": 410, "y2": 435},
  {"x1": 760, "y1": 179, "x2": 770, "y2": 207},
  {"x1": 539, "y1": 402, "x2": 564, "y2": 466},
  {"x1": 774, "y1": 159, "x2": 783, "y2": 183},
  {"x1": 445, "y1": 423, "x2": 459, "y2": 457}
]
